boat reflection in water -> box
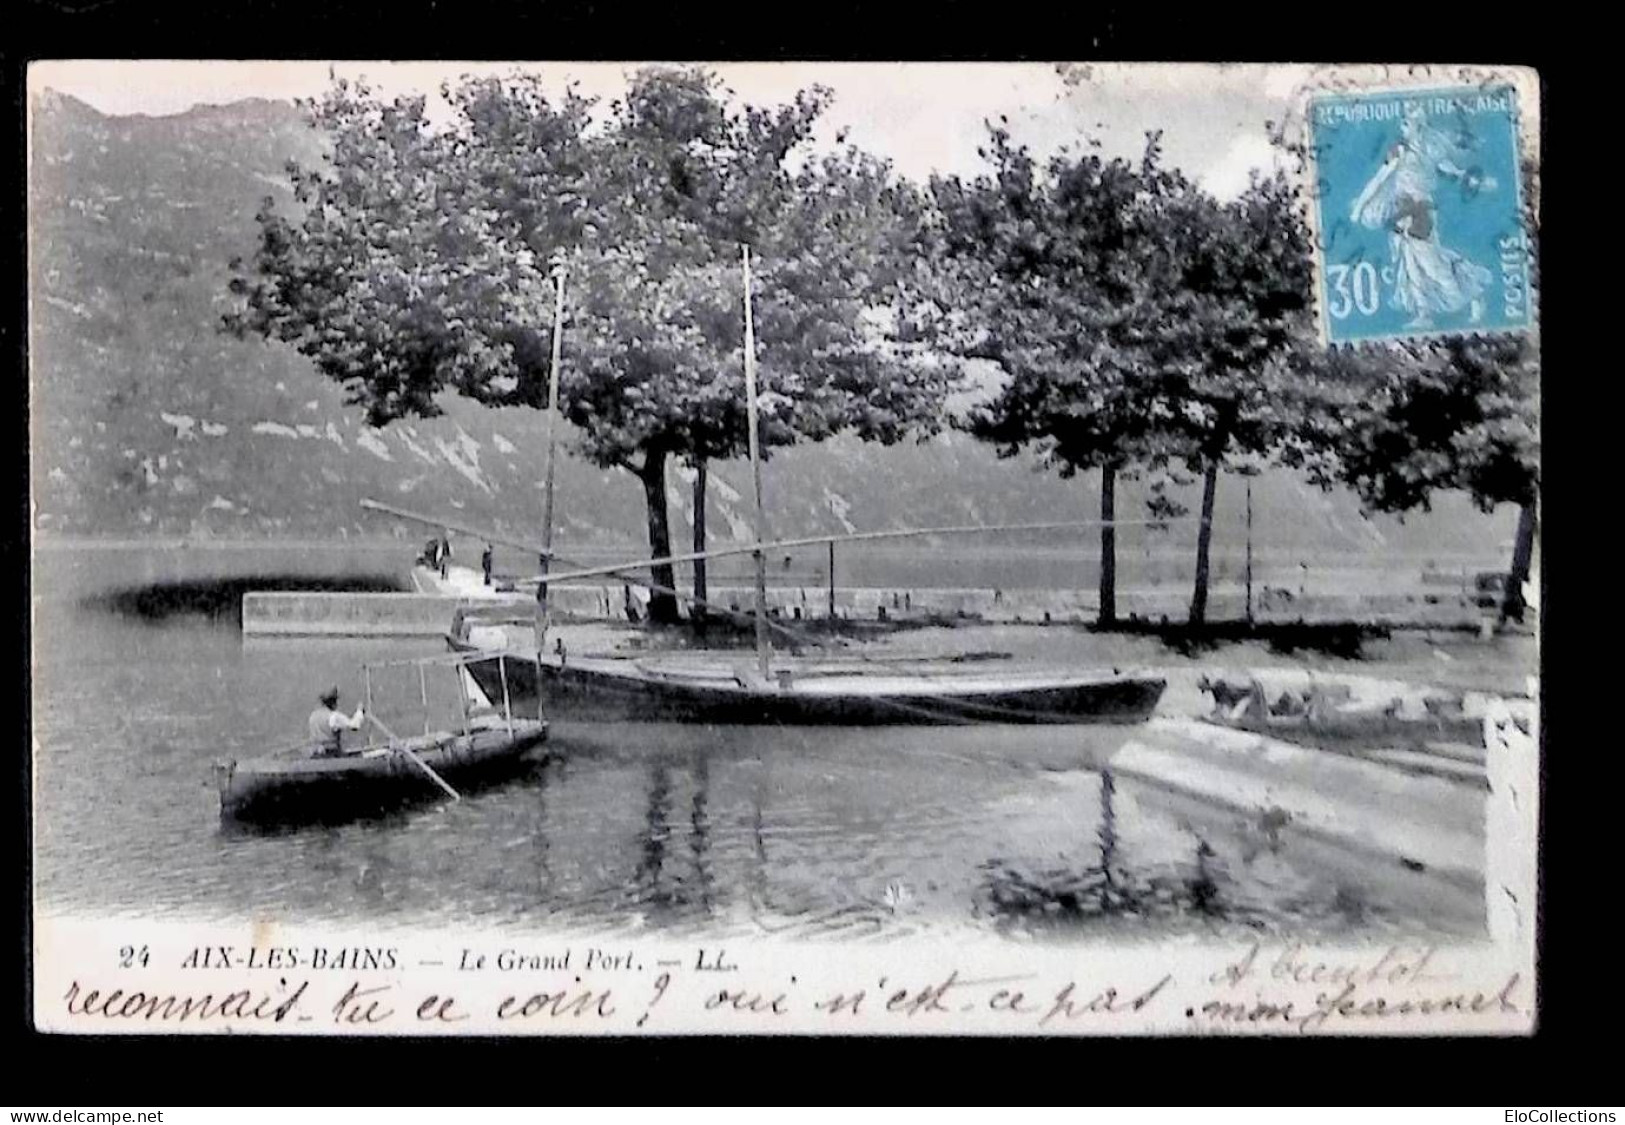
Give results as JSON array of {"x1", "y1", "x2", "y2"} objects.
[
  {"x1": 527, "y1": 722, "x2": 1485, "y2": 941},
  {"x1": 32, "y1": 545, "x2": 1487, "y2": 940},
  {"x1": 976, "y1": 769, "x2": 1240, "y2": 929}
]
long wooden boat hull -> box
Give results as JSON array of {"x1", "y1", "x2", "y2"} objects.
[
  {"x1": 453, "y1": 648, "x2": 1164, "y2": 726},
  {"x1": 216, "y1": 720, "x2": 549, "y2": 823}
]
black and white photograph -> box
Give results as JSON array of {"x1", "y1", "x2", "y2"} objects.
[{"x1": 27, "y1": 60, "x2": 1540, "y2": 1035}]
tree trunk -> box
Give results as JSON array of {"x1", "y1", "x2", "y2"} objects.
[
  {"x1": 692, "y1": 459, "x2": 709, "y2": 626},
  {"x1": 637, "y1": 452, "x2": 681, "y2": 625},
  {"x1": 1500, "y1": 500, "x2": 1538, "y2": 626},
  {"x1": 1098, "y1": 464, "x2": 1117, "y2": 628},
  {"x1": 1189, "y1": 458, "x2": 1221, "y2": 627}
]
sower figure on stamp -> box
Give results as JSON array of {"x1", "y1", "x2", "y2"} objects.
[
  {"x1": 308, "y1": 687, "x2": 365, "y2": 758},
  {"x1": 1349, "y1": 108, "x2": 1495, "y2": 329}
]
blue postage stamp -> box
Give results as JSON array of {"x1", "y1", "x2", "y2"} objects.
[{"x1": 1309, "y1": 84, "x2": 1532, "y2": 344}]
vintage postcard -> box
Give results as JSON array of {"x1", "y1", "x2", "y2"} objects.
[{"x1": 28, "y1": 61, "x2": 1540, "y2": 1035}]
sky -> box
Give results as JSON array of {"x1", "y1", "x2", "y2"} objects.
[{"x1": 29, "y1": 60, "x2": 1312, "y2": 198}]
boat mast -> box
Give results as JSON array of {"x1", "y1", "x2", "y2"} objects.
[
  {"x1": 742, "y1": 245, "x2": 772, "y2": 681},
  {"x1": 536, "y1": 258, "x2": 568, "y2": 653}
]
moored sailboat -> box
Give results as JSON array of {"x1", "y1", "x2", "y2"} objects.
[
  {"x1": 453, "y1": 647, "x2": 1164, "y2": 725},
  {"x1": 373, "y1": 245, "x2": 1167, "y2": 726}
]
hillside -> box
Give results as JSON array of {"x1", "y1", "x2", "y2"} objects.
[{"x1": 27, "y1": 91, "x2": 1517, "y2": 567}]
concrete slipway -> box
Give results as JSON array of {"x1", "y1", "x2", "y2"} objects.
[{"x1": 1106, "y1": 717, "x2": 1489, "y2": 890}]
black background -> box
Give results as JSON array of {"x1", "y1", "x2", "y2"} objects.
[{"x1": 5, "y1": 2, "x2": 1585, "y2": 1097}]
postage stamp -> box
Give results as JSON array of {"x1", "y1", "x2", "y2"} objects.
[{"x1": 1308, "y1": 83, "x2": 1533, "y2": 344}]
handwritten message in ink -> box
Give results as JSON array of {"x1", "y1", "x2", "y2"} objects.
[{"x1": 47, "y1": 937, "x2": 1529, "y2": 1035}]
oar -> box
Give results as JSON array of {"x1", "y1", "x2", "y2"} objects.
[{"x1": 367, "y1": 713, "x2": 462, "y2": 802}]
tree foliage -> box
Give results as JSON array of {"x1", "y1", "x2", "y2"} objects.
[
  {"x1": 226, "y1": 81, "x2": 542, "y2": 425},
  {"x1": 927, "y1": 124, "x2": 1317, "y2": 624},
  {"x1": 1284, "y1": 143, "x2": 1541, "y2": 622},
  {"x1": 228, "y1": 68, "x2": 955, "y2": 623},
  {"x1": 1273, "y1": 125, "x2": 1541, "y2": 517},
  {"x1": 1296, "y1": 335, "x2": 1539, "y2": 513},
  {"x1": 932, "y1": 129, "x2": 1193, "y2": 478},
  {"x1": 924, "y1": 127, "x2": 1203, "y2": 624}
]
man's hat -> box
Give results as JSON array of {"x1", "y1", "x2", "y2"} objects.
[{"x1": 320, "y1": 687, "x2": 340, "y2": 707}]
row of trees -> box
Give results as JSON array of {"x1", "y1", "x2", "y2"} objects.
[
  {"x1": 927, "y1": 128, "x2": 1321, "y2": 625},
  {"x1": 226, "y1": 68, "x2": 1539, "y2": 627},
  {"x1": 927, "y1": 124, "x2": 1538, "y2": 626},
  {"x1": 228, "y1": 70, "x2": 948, "y2": 623}
]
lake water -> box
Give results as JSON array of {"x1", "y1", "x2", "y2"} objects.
[{"x1": 30, "y1": 543, "x2": 1485, "y2": 941}]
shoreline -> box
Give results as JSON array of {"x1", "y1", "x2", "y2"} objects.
[{"x1": 28, "y1": 532, "x2": 1507, "y2": 562}]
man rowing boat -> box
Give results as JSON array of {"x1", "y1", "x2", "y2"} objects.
[{"x1": 309, "y1": 687, "x2": 366, "y2": 758}]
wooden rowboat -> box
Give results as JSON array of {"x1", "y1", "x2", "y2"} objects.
[
  {"x1": 217, "y1": 650, "x2": 548, "y2": 824},
  {"x1": 453, "y1": 645, "x2": 1164, "y2": 725},
  {"x1": 215, "y1": 719, "x2": 549, "y2": 823}
]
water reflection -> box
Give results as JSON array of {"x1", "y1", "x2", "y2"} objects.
[
  {"x1": 624, "y1": 754, "x2": 719, "y2": 925},
  {"x1": 88, "y1": 574, "x2": 404, "y2": 622},
  {"x1": 631, "y1": 762, "x2": 676, "y2": 912},
  {"x1": 32, "y1": 546, "x2": 1487, "y2": 941},
  {"x1": 1099, "y1": 769, "x2": 1128, "y2": 911},
  {"x1": 978, "y1": 769, "x2": 1147, "y2": 925},
  {"x1": 689, "y1": 752, "x2": 714, "y2": 913},
  {"x1": 528, "y1": 759, "x2": 554, "y2": 901},
  {"x1": 746, "y1": 779, "x2": 774, "y2": 931},
  {"x1": 219, "y1": 803, "x2": 420, "y2": 839},
  {"x1": 1189, "y1": 840, "x2": 1223, "y2": 919},
  {"x1": 973, "y1": 765, "x2": 1475, "y2": 939}
]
